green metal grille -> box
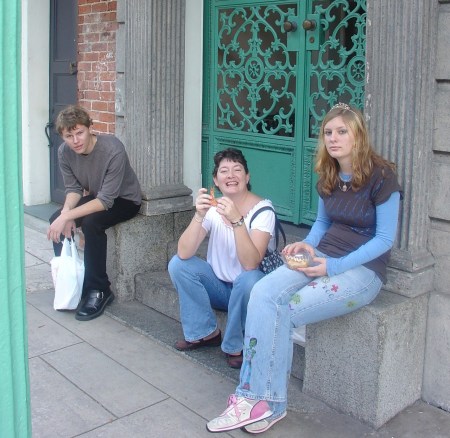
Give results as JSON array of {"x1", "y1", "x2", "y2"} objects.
[
  {"x1": 216, "y1": 4, "x2": 298, "y2": 136},
  {"x1": 204, "y1": 0, "x2": 366, "y2": 224},
  {"x1": 307, "y1": 0, "x2": 366, "y2": 137}
]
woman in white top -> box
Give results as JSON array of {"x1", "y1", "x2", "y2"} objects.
[{"x1": 168, "y1": 148, "x2": 277, "y2": 368}]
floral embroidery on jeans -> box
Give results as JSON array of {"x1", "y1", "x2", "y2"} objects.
[
  {"x1": 241, "y1": 337, "x2": 257, "y2": 390},
  {"x1": 289, "y1": 293, "x2": 301, "y2": 307}
]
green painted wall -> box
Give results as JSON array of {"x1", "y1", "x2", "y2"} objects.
[{"x1": 0, "y1": 1, "x2": 32, "y2": 437}]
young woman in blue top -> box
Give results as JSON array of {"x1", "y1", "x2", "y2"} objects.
[{"x1": 207, "y1": 103, "x2": 402, "y2": 434}]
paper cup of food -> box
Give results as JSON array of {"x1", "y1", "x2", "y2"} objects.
[{"x1": 283, "y1": 250, "x2": 312, "y2": 269}]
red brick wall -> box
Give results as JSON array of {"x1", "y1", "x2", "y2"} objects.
[{"x1": 78, "y1": 0, "x2": 117, "y2": 134}]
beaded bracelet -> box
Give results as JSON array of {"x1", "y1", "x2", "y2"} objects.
[{"x1": 231, "y1": 216, "x2": 244, "y2": 228}]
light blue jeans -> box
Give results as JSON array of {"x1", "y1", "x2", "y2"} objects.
[
  {"x1": 235, "y1": 253, "x2": 382, "y2": 418},
  {"x1": 168, "y1": 255, "x2": 265, "y2": 354}
]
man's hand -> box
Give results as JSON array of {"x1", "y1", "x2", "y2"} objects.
[{"x1": 47, "y1": 214, "x2": 76, "y2": 243}]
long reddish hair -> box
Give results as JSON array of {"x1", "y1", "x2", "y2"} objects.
[{"x1": 315, "y1": 105, "x2": 395, "y2": 196}]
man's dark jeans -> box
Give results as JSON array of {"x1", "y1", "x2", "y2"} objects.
[{"x1": 50, "y1": 195, "x2": 141, "y2": 293}]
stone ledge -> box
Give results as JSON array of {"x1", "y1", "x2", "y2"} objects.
[
  {"x1": 303, "y1": 291, "x2": 428, "y2": 428},
  {"x1": 135, "y1": 270, "x2": 229, "y2": 334},
  {"x1": 106, "y1": 210, "x2": 194, "y2": 301}
]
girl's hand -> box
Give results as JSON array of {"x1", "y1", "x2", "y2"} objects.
[
  {"x1": 297, "y1": 257, "x2": 327, "y2": 277},
  {"x1": 282, "y1": 241, "x2": 315, "y2": 258}
]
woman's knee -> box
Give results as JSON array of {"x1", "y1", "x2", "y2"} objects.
[
  {"x1": 247, "y1": 276, "x2": 274, "y2": 307},
  {"x1": 168, "y1": 254, "x2": 183, "y2": 276},
  {"x1": 168, "y1": 254, "x2": 202, "y2": 279},
  {"x1": 229, "y1": 282, "x2": 252, "y2": 308},
  {"x1": 233, "y1": 269, "x2": 264, "y2": 292},
  {"x1": 247, "y1": 269, "x2": 300, "y2": 307}
]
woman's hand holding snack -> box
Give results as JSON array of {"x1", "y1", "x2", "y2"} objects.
[
  {"x1": 282, "y1": 241, "x2": 315, "y2": 258},
  {"x1": 301, "y1": 257, "x2": 327, "y2": 277},
  {"x1": 209, "y1": 186, "x2": 218, "y2": 206},
  {"x1": 281, "y1": 242, "x2": 327, "y2": 276},
  {"x1": 215, "y1": 196, "x2": 241, "y2": 225},
  {"x1": 195, "y1": 188, "x2": 213, "y2": 218},
  {"x1": 195, "y1": 186, "x2": 243, "y2": 226}
]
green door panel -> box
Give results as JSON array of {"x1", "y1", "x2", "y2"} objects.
[{"x1": 203, "y1": 0, "x2": 366, "y2": 225}]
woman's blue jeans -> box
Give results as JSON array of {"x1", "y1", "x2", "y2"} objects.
[
  {"x1": 235, "y1": 253, "x2": 382, "y2": 418},
  {"x1": 168, "y1": 255, "x2": 265, "y2": 354}
]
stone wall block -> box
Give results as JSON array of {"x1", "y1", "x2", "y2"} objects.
[
  {"x1": 135, "y1": 271, "x2": 229, "y2": 334},
  {"x1": 303, "y1": 292, "x2": 427, "y2": 429},
  {"x1": 430, "y1": 161, "x2": 450, "y2": 221},
  {"x1": 423, "y1": 293, "x2": 450, "y2": 411},
  {"x1": 434, "y1": 84, "x2": 450, "y2": 153},
  {"x1": 106, "y1": 214, "x2": 175, "y2": 301},
  {"x1": 174, "y1": 209, "x2": 194, "y2": 237},
  {"x1": 384, "y1": 267, "x2": 434, "y2": 298},
  {"x1": 436, "y1": 10, "x2": 450, "y2": 79},
  {"x1": 429, "y1": 224, "x2": 450, "y2": 294},
  {"x1": 140, "y1": 196, "x2": 193, "y2": 216}
]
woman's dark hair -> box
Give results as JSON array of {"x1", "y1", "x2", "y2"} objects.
[{"x1": 212, "y1": 148, "x2": 251, "y2": 191}]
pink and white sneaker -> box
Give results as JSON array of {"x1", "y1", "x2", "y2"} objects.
[
  {"x1": 243, "y1": 411, "x2": 287, "y2": 434},
  {"x1": 206, "y1": 395, "x2": 272, "y2": 433}
]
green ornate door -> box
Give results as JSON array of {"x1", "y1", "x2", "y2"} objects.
[{"x1": 202, "y1": 0, "x2": 366, "y2": 224}]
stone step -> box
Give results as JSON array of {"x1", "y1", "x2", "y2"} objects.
[{"x1": 135, "y1": 270, "x2": 306, "y2": 380}]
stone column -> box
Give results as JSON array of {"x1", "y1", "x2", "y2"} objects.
[
  {"x1": 109, "y1": 0, "x2": 192, "y2": 300},
  {"x1": 365, "y1": 0, "x2": 437, "y2": 297},
  {"x1": 116, "y1": 0, "x2": 192, "y2": 215}
]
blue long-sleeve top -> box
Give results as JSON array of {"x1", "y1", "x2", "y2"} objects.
[
  {"x1": 304, "y1": 192, "x2": 400, "y2": 277},
  {"x1": 302, "y1": 165, "x2": 402, "y2": 283}
]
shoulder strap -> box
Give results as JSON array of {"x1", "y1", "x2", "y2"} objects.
[{"x1": 249, "y1": 206, "x2": 286, "y2": 248}]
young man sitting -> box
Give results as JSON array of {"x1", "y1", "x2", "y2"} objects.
[{"x1": 47, "y1": 105, "x2": 142, "y2": 321}]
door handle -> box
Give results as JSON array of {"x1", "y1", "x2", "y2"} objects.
[
  {"x1": 302, "y1": 20, "x2": 316, "y2": 31},
  {"x1": 303, "y1": 14, "x2": 321, "y2": 50},
  {"x1": 69, "y1": 61, "x2": 78, "y2": 75},
  {"x1": 45, "y1": 122, "x2": 54, "y2": 147},
  {"x1": 283, "y1": 21, "x2": 298, "y2": 32}
]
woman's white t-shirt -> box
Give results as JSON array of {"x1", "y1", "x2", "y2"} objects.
[{"x1": 202, "y1": 199, "x2": 276, "y2": 282}]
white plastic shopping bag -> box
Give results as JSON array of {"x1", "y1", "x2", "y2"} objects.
[{"x1": 50, "y1": 238, "x2": 85, "y2": 310}]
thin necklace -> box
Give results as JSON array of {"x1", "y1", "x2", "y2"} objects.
[
  {"x1": 338, "y1": 179, "x2": 351, "y2": 192},
  {"x1": 338, "y1": 173, "x2": 352, "y2": 192}
]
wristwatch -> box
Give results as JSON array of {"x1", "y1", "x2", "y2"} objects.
[{"x1": 231, "y1": 216, "x2": 245, "y2": 228}]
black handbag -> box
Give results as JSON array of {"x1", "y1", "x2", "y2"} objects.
[{"x1": 249, "y1": 206, "x2": 286, "y2": 274}]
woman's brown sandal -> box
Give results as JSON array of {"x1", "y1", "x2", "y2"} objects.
[
  {"x1": 226, "y1": 352, "x2": 243, "y2": 369},
  {"x1": 175, "y1": 330, "x2": 221, "y2": 351}
]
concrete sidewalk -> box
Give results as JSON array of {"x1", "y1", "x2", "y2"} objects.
[{"x1": 24, "y1": 214, "x2": 450, "y2": 437}]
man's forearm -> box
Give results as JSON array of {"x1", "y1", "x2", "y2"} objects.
[
  {"x1": 62, "y1": 192, "x2": 82, "y2": 212},
  {"x1": 61, "y1": 198, "x2": 106, "y2": 222}
]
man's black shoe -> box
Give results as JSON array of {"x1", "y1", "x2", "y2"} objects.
[{"x1": 75, "y1": 289, "x2": 114, "y2": 321}]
